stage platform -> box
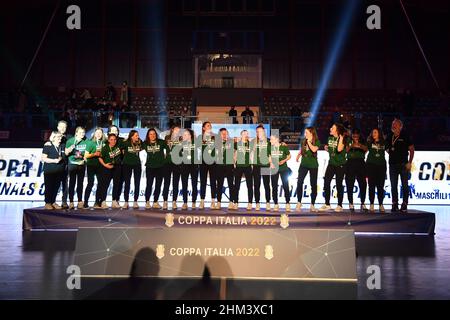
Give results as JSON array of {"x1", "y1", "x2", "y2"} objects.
[{"x1": 22, "y1": 207, "x2": 435, "y2": 235}]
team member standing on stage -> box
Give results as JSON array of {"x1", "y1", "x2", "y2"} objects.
[
  {"x1": 215, "y1": 128, "x2": 235, "y2": 210},
  {"x1": 98, "y1": 133, "x2": 122, "y2": 209},
  {"x1": 121, "y1": 130, "x2": 143, "y2": 209},
  {"x1": 366, "y1": 128, "x2": 387, "y2": 213},
  {"x1": 199, "y1": 121, "x2": 217, "y2": 209},
  {"x1": 164, "y1": 125, "x2": 182, "y2": 210},
  {"x1": 65, "y1": 127, "x2": 88, "y2": 209},
  {"x1": 319, "y1": 123, "x2": 347, "y2": 212},
  {"x1": 41, "y1": 131, "x2": 65, "y2": 210},
  {"x1": 252, "y1": 125, "x2": 271, "y2": 211},
  {"x1": 234, "y1": 130, "x2": 253, "y2": 210},
  {"x1": 386, "y1": 119, "x2": 414, "y2": 212},
  {"x1": 269, "y1": 135, "x2": 291, "y2": 212},
  {"x1": 345, "y1": 128, "x2": 368, "y2": 211},
  {"x1": 107, "y1": 125, "x2": 125, "y2": 207},
  {"x1": 295, "y1": 126, "x2": 320, "y2": 212},
  {"x1": 56, "y1": 120, "x2": 70, "y2": 208},
  {"x1": 84, "y1": 127, "x2": 106, "y2": 209},
  {"x1": 143, "y1": 128, "x2": 169, "y2": 209},
  {"x1": 179, "y1": 129, "x2": 199, "y2": 209}
]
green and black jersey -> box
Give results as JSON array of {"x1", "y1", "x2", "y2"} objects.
[
  {"x1": 100, "y1": 144, "x2": 122, "y2": 165},
  {"x1": 216, "y1": 139, "x2": 234, "y2": 166},
  {"x1": 299, "y1": 139, "x2": 321, "y2": 169},
  {"x1": 235, "y1": 140, "x2": 251, "y2": 167},
  {"x1": 165, "y1": 137, "x2": 182, "y2": 165},
  {"x1": 200, "y1": 133, "x2": 216, "y2": 164},
  {"x1": 85, "y1": 139, "x2": 105, "y2": 167},
  {"x1": 367, "y1": 141, "x2": 386, "y2": 165},
  {"x1": 143, "y1": 139, "x2": 169, "y2": 168},
  {"x1": 122, "y1": 139, "x2": 143, "y2": 166},
  {"x1": 327, "y1": 136, "x2": 347, "y2": 166},
  {"x1": 252, "y1": 138, "x2": 271, "y2": 167},
  {"x1": 66, "y1": 137, "x2": 89, "y2": 166},
  {"x1": 270, "y1": 144, "x2": 290, "y2": 172},
  {"x1": 347, "y1": 142, "x2": 366, "y2": 161}
]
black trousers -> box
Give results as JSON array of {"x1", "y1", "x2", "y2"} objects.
[
  {"x1": 61, "y1": 166, "x2": 68, "y2": 203},
  {"x1": 180, "y1": 164, "x2": 199, "y2": 203},
  {"x1": 297, "y1": 166, "x2": 318, "y2": 205},
  {"x1": 145, "y1": 166, "x2": 164, "y2": 202},
  {"x1": 234, "y1": 166, "x2": 253, "y2": 203},
  {"x1": 68, "y1": 164, "x2": 86, "y2": 202},
  {"x1": 389, "y1": 163, "x2": 409, "y2": 205},
  {"x1": 271, "y1": 169, "x2": 291, "y2": 204},
  {"x1": 97, "y1": 165, "x2": 121, "y2": 203},
  {"x1": 44, "y1": 171, "x2": 64, "y2": 204},
  {"x1": 324, "y1": 164, "x2": 345, "y2": 206},
  {"x1": 84, "y1": 165, "x2": 101, "y2": 204},
  {"x1": 122, "y1": 164, "x2": 142, "y2": 202},
  {"x1": 367, "y1": 162, "x2": 386, "y2": 205},
  {"x1": 163, "y1": 163, "x2": 181, "y2": 202},
  {"x1": 200, "y1": 163, "x2": 217, "y2": 200},
  {"x1": 252, "y1": 166, "x2": 271, "y2": 203},
  {"x1": 345, "y1": 159, "x2": 367, "y2": 205},
  {"x1": 216, "y1": 165, "x2": 234, "y2": 202}
]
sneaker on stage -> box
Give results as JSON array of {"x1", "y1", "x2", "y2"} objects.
[
  {"x1": 247, "y1": 203, "x2": 252, "y2": 211},
  {"x1": 82, "y1": 202, "x2": 89, "y2": 209},
  {"x1": 349, "y1": 203, "x2": 355, "y2": 211},
  {"x1": 162, "y1": 201, "x2": 168, "y2": 210},
  {"x1": 145, "y1": 201, "x2": 151, "y2": 209},
  {"x1": 192, "y1": 202, "x2": 196, "y2": 209},
  {"x1": 255, "y1": 203, "x2": 260, "y2": 211},
  {"x1": 93, "y1": 203, "x2": 101, "y2": 209},
  {"x1": 68, "y1": 202, "x2": 75, "y2": 210},
  {"x1": 181, "y1": 203, "x2": 188, "y2": 210},
  {"x1": 379, "y1": 204, "x2": 385, "y2": 213},
  {"x1": 77, "y1": 201, "x2": 84, "y2": 209},
  {"x1": 391, "y1": 203, "x2": 399, "y2": 212},
  {"x1": 210, "y1": 200, "x2": 217, "y2": 210},
  {"x1": 286, "y1": 203, "x2": 291, "y2": 212},
  {"x1": 334, "y1": 205, "x2": 343, "y2": 213},
  {"x1": 400, "y1": 203, "x2": 408, "y2": 213},
  {"x1": 199, "y1": 200, "x2": 205, "y2": 209},
  {"x1": 215, "y1": 202, "x2": 221, "y2": 210},
  {"x1": 61, "y1": 203, "x2": 69, "y2": 209},
  {"x1": 273, "y1": 204, "x2": 279, "y2": 212},
  {"x1": 172, "y1": 201, "x2": 177, "y2": 210},
  {"x1": 111, "y1": 201, "x2": 121, "y2": 209},
  {"x1": 319, "y1": 205, "x2": 331, "y2": 212},
  {"x1": 266, "y1": 202, "x2": 271, "y2": 211},
  {"x1": 369, "y1": 204, "x2": 375, "y2": 212},
  {"x1": 52, "y1": 203, "x2": 62, "y2": 210},
  {"x1": 310, "y1": 204, "x2": 318, "y2": 212},
  {"x1": 227, "y1": 202, "x2": 234, "y2": 210},
  {"x1": 133, "y1": 201, "x2": 139, "y2": 209},
  {"x1": 295, "y1": 203, "x2": 302, "y2": 212},
  {"x1": 153, "y1": 202, "x2": 162, "y2": 209},
  {"x1": 122, "y1": 202, "x2": 129, "y2": 209},
  {"x1": 360, "y1": 204, "x2": 368, "y2": 212},
  {"x1": 100, "y1": 201, "x2": 109, "y2": 210},
  {"x1": 44, "y1": 203, "x2": 54, "y2": 210}
]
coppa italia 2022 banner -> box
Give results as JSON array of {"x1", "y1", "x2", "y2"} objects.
[{"x1": 0, "y1": 148, "x2": 449, "y2": 204}]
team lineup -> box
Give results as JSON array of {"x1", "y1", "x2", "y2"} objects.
[{"x1": 40, "y1": 118, "x2": 414, "y2": 214}]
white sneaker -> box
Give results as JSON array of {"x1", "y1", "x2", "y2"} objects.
[
  {"x1": 319, "y1": 205, "x2": 331, "y2": 212},
  {"x1": 133, "y1": 201, "x2": 139, "y2": 209},
  {"x1": 44, "y1": 203, "x2": 54, "y2": 210},
  {"x1": 369, "y1": 204, "x2": 375, "y2": 212},
  {"x1": 334, "y1": 205, "x2": 343, "y2": 212},
  {"x1": 310, "y1": 204, "x2": 318, "y2": 212},
  {"x1": 228, "y1": 202, "x2": 234, "y2": 210},
  {"x1": 153, "y1": 202, "x2": 162, "y2": 209},
  {"x1": 273, "y1": 204, "x2": 279, "y2": 212},
  {"x1": 162, "y1": 201, "x2": 168, "y2": 210},
  {"x1": 361, "y1": 204, "x2": 368, "y2": 211},
  {"x1": 112, "y1": 200, "x2": 121, "y2": 209},
  {"x1": 122, "y1": 202, "x2": 129, "y2": 209},
  {"x1": 172, "y1": 201, "x2": 177, "y2": 210},
  {"x1": 379, "y1": 204, "x2": 385, "y2": 213},
  {"x1": 232, "y1": 202, "x2": 238, "y2": 210},
  {"x1": 145, "y1": 201, "x2": 151, "y2": 209},
  {"x1": 349, "y1": 203, "x2": 355, "y2": 211},
  {"x1": 296, "y1": 203, "x2": 302, "y2": 211},
  {"x1": 69, "y1": 202, "x2": 75, "y2": 210},
  {"x1": 101, "y1": 201, "x2": 109, "y2": 209},
  {"x1": 93, "y1": 203, "x2": 101, "y2": 209},
  {"x1": 182, "y1": 203, "x2": 188, "y2": 210},
  {"x1": 52, "y1": 203, "x2": 62, "y2": 210},
  {"x1": 247, "y1": 203, "x2": 252, "y2": 211},
  {"x1": 77, "y1": 201, "x2": 84, "y2": 209},
  {"x1": 199, "y1": 199, "x2": 205, "y2": 209},
  {"x1": 266, "y1": 202, "x2": 271, "y2": 211},
  {"x1": 255, "y1": 203, "x2": 260, "y2": 211},
  {"x1": 215, "y1": 202, "x2": 221, "y2": 210},
  {"x1": 192, "y1": 202, "x2": 197, "y2": 209},
  {"x1": 286, "y1": 203, "x2": 291, "y2": 212},
  {"x1": 210, "y1": 199, "x2": 216, "y2": 210}
]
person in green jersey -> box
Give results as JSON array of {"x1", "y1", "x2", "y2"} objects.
[
  {"x1": 143, "y1": 128, "x2": 169, "y2": 209},
  {"x1": 198, "y1": 121, "x2": 218, "y2": 210},
  {"x1": 345, "y1": 128, "x2": 368, "y2": 212},
  {"x1": 269, "y1": 135, "x2": 291, "y2": 212},
  {"x1": 251, "y1": 125, "x2": 271, "y2": 211},
  {"x1": 98, "y1": 133, "x2": 122, "y2": 209},
  {"x1": 164, "y1": 125, "x2": 182, "y2": 210},
  {"x1": 366, "y1": 128, "x2": 387, "y2": 213},
  {"x1": 121, "y1": 130, "x2": 143, "y2": 209},
  {"x1": 319, "y1": 123, "x2": 347, "y2": 213},
  {"x1": 215, "y1": 128, "x2": 235, "y2": 210},
  {"x1": 84, "y1": 127, "x2": 106, "y2": 209},
  {"x1": 234, "y1": 130, "x2": 253, "y2": 211},
  {"x1": 65, "y1": 126, "x2": 88, "y2": 210},
  {"x1": 295, "y1": 126, "x2": 320, "y2": 212},
  {"x1": 179, "y1": 129, "x2": 199, "y2": 209}
]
